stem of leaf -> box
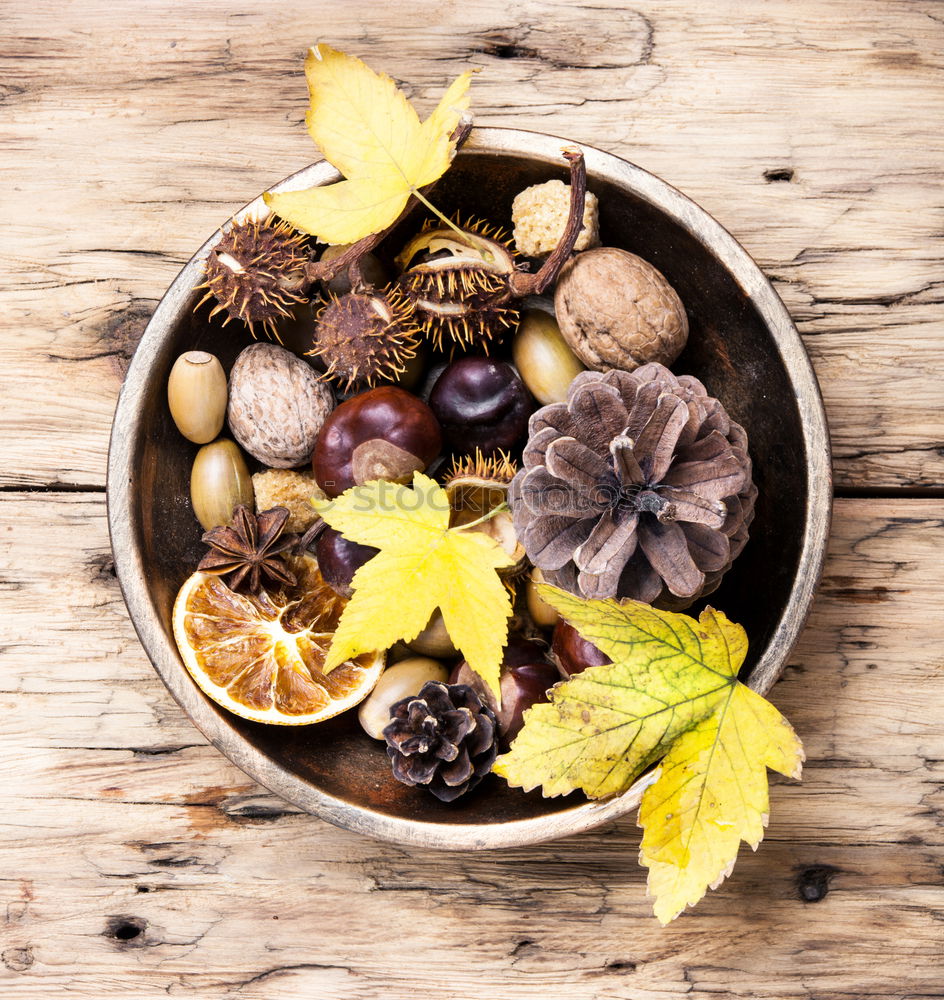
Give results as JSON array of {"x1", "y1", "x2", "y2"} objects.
[
  {"x1": 454, "y1": 503, "x2": 509, "y2": 531},
  {"x1": 411, "y1": 189, "x2": 495, "y2": 263}
]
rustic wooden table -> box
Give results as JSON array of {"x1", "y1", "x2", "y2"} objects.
[{"x1": 2, "y1": 2, "x2": 942, "y2": 997}]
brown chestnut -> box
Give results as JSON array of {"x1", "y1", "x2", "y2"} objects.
[
  {"x1": 450, "y1": 636, "x2": 559, "y2": 744},
  {"x1": 312, "y1": 386, "x2": 441, "y2": 497},
  {"x1": 428, "y1": 357, "x2": 532, "y2": 455},
  {"x1": 315, "y1": 526, "x2": 378, "y2": 598},
  {"x1": 552, "y1": 621, "x2": 612, "y2": 678}
]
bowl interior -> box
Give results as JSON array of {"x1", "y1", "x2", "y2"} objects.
[{"x1": 111, "y1": 130, "x2": 828, "y2": 842}]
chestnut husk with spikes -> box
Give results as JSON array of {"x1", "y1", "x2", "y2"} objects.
[
  {"x1": 395, "y1": 150, "x2": 588, "y2": 355},
  {"x1": 445, "y1": 448, "x2": 518, "y2": 488},
  {"x1": 195, "y1": 134, "x2": 586, "y2": 363},
  {"x1": 197, "y1": 217, "x2": 310, "y2": 339},
  {"x1": 194, "y1": 121, "x2": 477, "y2": 340},
  {"x1": 444, "y1": 448, "x2": 526, "y2": 577},
  {"x1": 394, "y1": 219, "x2": 520, "y2": 352},
  {"x1": 309, "y1": 286, "x2": 422, "y2": 391}
]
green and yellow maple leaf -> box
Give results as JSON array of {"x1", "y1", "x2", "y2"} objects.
[
  {"x1": 493, "y1": 586, "x2": 803, "y2": 924},
  {"x1": 639, "y1": 681, "x2": 803, "y2": 923},
  {"x1": 312, "y1": 473, "x2": 513, "y2": 699},
  {"x1": 264, "y1": 45, "x2": 473, "y2": 244}
]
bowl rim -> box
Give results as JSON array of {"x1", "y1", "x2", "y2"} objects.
[{"x1": 107, "y1": 125, "x2": 832, "y2": 850}]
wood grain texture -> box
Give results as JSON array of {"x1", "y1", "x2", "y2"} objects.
[
  {"x1": 0, "y1": 0, "x2": 942, "y2": 488},
  {"x1": 1, "y1": 496, "x2": 942, "y2": 997},
  {"x1": 1, "y1": 2, "x2": 942, "y2": 997}
]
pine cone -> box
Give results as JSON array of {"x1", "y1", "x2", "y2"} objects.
[
  {"x1": 509, "y1": 363, "x2": 757, "y2": 608},
  {"x1": 384, "y1": 681, "x2": 498, "y2": 802}
]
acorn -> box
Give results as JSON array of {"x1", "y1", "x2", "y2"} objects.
[
  {"x1": 196, "y1": 215, "x2": 310, "y2": 339},
  {"x1": 525, "y1": 567, "x2": 560, "y2": 628},
  {"x1": 512, "y1": 309, "x2": 585, "y2": 405},
  {"x1": 167, "y1": 351, "x2": 228, "y2": 444},
  {"x1": 309, "y1": 287, "x2": 422, "y2": 392},
  {"x1": 190, "y1": 438, "x2": 254, "y2": 531}
]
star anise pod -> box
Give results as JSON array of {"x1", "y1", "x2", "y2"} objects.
[{"x1": 198, "y1": 505, "x2": 298, "y2": 594}]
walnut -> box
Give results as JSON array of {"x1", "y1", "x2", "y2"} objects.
[
  {"x1": 227, "y1": 343, "x2": 334, "y2": 468},
  {"x1": 553, "y1": 248, "x2": 689, "y2": 371}
]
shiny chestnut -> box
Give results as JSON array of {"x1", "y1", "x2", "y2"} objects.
[
  {"x1": 552, "y1": 620, "x2": 612, "y2": 677},
  {"x1": 428, "y1": 357, "x2": 532, "y2": 454},
  {"x1": 450, "y1": 636, "x2": 559, "y2": 744},
  {"x1": 312, "y1": 386, "x2": 441, "y2": 497},
  {"x1": 315, "y1": 526, "x2": 378, "y2": 598}
]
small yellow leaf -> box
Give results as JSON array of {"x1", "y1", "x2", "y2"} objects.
[
  {"x1": 639, "y1": 683, "x2": 804, "y2": 924},
  {"x1": 312, "y1": 473, "x2": 513, "y2": 700},
  {"x1": 492, "y1": 587, "x2": 804, "y2": 923},
  {"x1": 263, "y1": 176, "x2": 410, "y2": 252},
  {"x1": 264, "y1": 45, "x2": 473, "y2": 244}
]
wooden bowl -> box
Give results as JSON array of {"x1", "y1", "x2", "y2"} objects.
[{"x1": 107, "y1": 127, "x2": 831, "y2": 849}]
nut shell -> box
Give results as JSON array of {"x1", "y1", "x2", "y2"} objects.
[
  {"x1": 554, "y1": 247, "x2": 689, "y2": 371},
  {"x1": 227, "y1": 343, "x2": 334, "y2": 468},
  {"x1": 167, "y1": 351, "x2": 228, "y2": 444},
  {"x1": 190, "y1": 438, "x2": 254, "y2": 531},
  {"x1": 312, "y1": 386, "x2": 441, "y2": 497}
]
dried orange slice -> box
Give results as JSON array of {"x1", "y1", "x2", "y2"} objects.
[{"x1": 172, "y1": 554, "x2": 384, "y2": 724}]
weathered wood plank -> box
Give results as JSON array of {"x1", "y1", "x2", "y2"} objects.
[
  {"x1": 1, "y1": 0, "x2": 942, "y2": 488},
  {"x1": 0, "y1": 494, "x2": 942, "y2": 997}
]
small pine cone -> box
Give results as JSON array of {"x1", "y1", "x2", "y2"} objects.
[
  {"x1": 509, "y1": 363, "x2": 756, "y2": 609},
  {"x1": 383, "y1": 681, "x2": 498, "y2": 802}
]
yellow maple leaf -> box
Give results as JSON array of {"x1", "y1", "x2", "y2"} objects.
[
  {"x1": 263, "y1": 45, "x2": 474, "y2": 244},
  {"x1": 493, "y1": 586, "x2": 804, "y2": 923},
  {"x1": 311, "y1": 473, "x2": 514, "y2": 700},
  {"x1": 638, "y1": 682, "x2": 803, "y2": 924}
]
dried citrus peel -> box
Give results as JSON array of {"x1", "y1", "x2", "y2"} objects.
[{"x1": 173, "y1": 554, "x2": 384, "y2": 725}]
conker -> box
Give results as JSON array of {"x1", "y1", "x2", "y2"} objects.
[
  {"x1": 429, "y1": 357, "x2": 532, "y2": 455},
  {"x1": 312, "y1": 386, "x2": 441, "y2": 497},
  {"x1": 315, "y1": 526, "x2": 378, "y2": 598},
  {"x1": 450, "y1": 636, "x2": 559, "y2": 743},
  {"x1": 552, "y1": 621, "x2": 611, "y2": 677}
]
